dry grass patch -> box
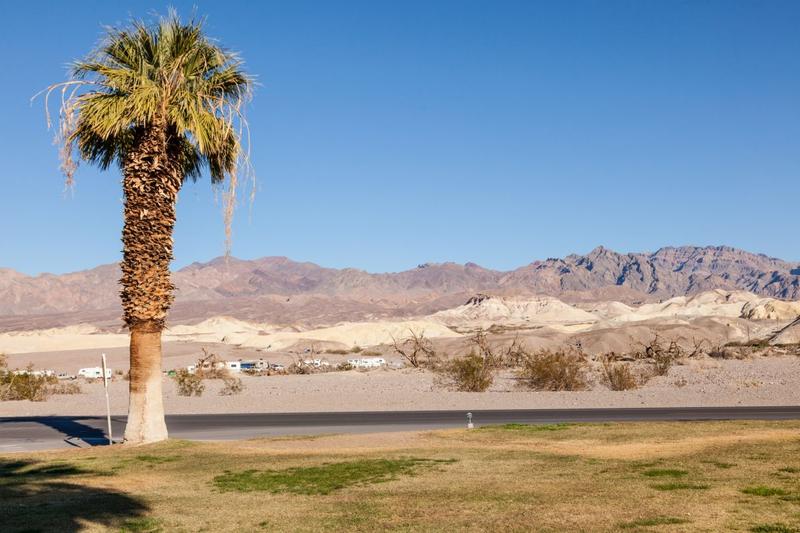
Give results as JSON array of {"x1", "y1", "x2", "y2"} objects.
[{"x1": 4, "y1": 421, "x2": 800, "y2": 531}]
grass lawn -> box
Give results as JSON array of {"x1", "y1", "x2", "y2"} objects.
[{"x1": 3, "y1": 420, "x2": 800, "y2": 531}]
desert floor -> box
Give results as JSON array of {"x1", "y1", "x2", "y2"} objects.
[{"x1": 2, "y1": 346, "x2": 799, "y2": 416}]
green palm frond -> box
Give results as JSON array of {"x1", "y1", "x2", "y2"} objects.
[{"x1": 42, "y1": 10, "x2": 253, "y2": 187}]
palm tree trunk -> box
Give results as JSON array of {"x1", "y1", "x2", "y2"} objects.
[
  {"x1": 121, "y1": 121, "x2": 182, "y2": 444},
  {"x1": 125, "y1": 322, "x2": 168, "y2": 443}
]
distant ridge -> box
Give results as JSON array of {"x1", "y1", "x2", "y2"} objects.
[{"x1": 1, "y1": 245, "x2": 798, "y2": 318}]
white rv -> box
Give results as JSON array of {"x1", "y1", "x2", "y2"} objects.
[
  {"x1": 347, "y1": 357, "x2": 386, "y2": 369},
  {"x1": 78, "y1": 367, "x2": 112, "y2": 379}
]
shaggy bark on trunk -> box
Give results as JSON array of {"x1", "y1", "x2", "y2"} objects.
[{"x1": 121, "y1": 120, "x2": 182, "y2": 444}]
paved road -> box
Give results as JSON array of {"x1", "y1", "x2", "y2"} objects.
[{"x1": 2, "y1": 406, "x2": 799, "y2": 452}]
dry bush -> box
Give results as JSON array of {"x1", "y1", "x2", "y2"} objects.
[
  {"x1": 286, "y1": 361, "x2": 312, "y2": 374},
  {"x1": 0, "y1": 366, "x2": 58, "y2": 402},
  {"x1": 174, "y1": 369, "x2": 205, "y2": 397},
  {"x1": 639, "y1": 335, "x2": 683, "y2": 376},
  {"x1": 195, "y1": 348, "x2": 229, "y2": 379},
  {"x1": 441, "y1": 351, "x2": 496, "y2": 392},
  {"x1": 708, "y1": 344, "x2": 751, "y2": 360},
  {"x1": 502, "y1": 336, "x2": 529, "y2": 368},
  {"x1": 48, "y1": 381, "x2": 83, "y2": 396},
  {"x1": 517, "y1": 349, "x2": 588, "y2": 391},
  {"x1": 219, "y1": 376, "x2": 244, "y2": 396},
  {"x1": 601, "y1": 357, "x2": 639, "y2": 391},
  {"x1": 391, "y1": 330, "x2": 438, "y2": 369},
  {"x1": 688, "y1": 337, "x2": 709, "y2": 358},
  {"x1": 437, "y1": 330, "x2": 509, "y2": 392},
  {"x1": 337, "y1": 362, "x2": 354, "y2": 371}
]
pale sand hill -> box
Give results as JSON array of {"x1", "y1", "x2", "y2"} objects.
[
  {"x1": 0, "y1": 290, "x2": 796, "y2": 356},
  {"x1": 605, "y1": 290, "x2": 760, "y2": 324},
  {"x1": 577, "y1": 301, "x2": 635, "y2": 319},
  {"x1": 0, "y1": 318, "x2": 459, "y2": 355},
  {"x1": 772, "y1": 318, "x2": 800, "y2": 345},
  {"x1": 242, "y1": 320, "x2": 460, "y2": 351},
  {"x1": 741, "y1": 299, "x2": 800, "y2": 321},
  {"x1": 432, "y1": 296, "x2": 598, "y2": 331},
  {"x1": 0, "y1": 324, "x2": 130, "y2": 354}
]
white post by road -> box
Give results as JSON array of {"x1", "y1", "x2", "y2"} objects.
[{"x1": 101, "y1": 353, "x2": 113, "y2": 445}]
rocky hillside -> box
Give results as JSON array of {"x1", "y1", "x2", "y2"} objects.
[{"x1": 1, "y1": 246, "x2": 797, "y2": 318}]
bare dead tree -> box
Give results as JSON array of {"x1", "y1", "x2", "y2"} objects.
[
  {"x1": 503, "y1": 335, "x2": 529, "y2": 367},
  {"x1": 391, "y1": 329, "x2": 437, "y2": 368},
  {"x1": 466, "y1": 330, "x2": 503, "y2": 368},
  {"x1": 688, "y1": 337, "x2": 709, "y2": 358}
]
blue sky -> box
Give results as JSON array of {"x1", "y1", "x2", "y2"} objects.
[{"x1": 1, "y1": 1, "x2": 798, "y2": 275}]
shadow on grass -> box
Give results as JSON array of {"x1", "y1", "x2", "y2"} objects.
[{"x1": 0, "y1": 458, "x2": 149, "y2": 532}]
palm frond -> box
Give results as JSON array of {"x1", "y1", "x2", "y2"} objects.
[{"x1": 38, "y1": 10, "x2": 254, "y2": 247}]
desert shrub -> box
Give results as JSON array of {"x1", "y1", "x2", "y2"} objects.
[
  {"x1": 193, "y1": 348, "x2": 230, "y2": 379},
  {"x1": 48, "y1": 381, "x2": 83, "y2": 395},
  {"x1": 173, "y1": 369, "x2": 205, "y2": 397},
  {"x1": 391, "y1": 329, "x2": 438, "y2": 368},
  {"x1": 219, "y1": 376, "x2": 244, "y2": 396},
  {"x1": 337, "y1": 362, "x2": 354, "y2": 371},
  {"x1": 442, "y1": 352, "x2": 496, "y2": 392},
  {"x1": 639, "y1": 335, "x2": 682, "y2": 375},
  {"x1": 325, "y1": 349, "x2": 349, "y2": 355},
  {"x1": 350, "y1": 346, "x2": 362, "y2": 354},
  {"x1": 517, "y1": 349, "x2": 587, "y2": 391},
  {"x1": 601, "y1": 357, "x2": 639, "y2": 390},
  {"x1": 503, "y1": 336, "x2": 529, "y2": 367},
  {"x1": 0, "y1": 367, "x2": 58, "y2": 402},
  {"x1": 286, "y1": 362, "x2": 311, "y2": 374}
]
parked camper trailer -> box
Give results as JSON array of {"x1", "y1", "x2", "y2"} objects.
[
  {"x1": 347, "y1": 357, "x2": 386, "y2": 369},
  {"x1": 11, "y1": 369, "x2": 55, "y2": 378},
  {"x1": 302, "y1": 359, "x2": 330, "y2": 368},
  {"x1": 78, "y1": 367, "x2": 112, "y2": 379}
]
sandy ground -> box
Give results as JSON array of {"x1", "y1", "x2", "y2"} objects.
[{"x1": 2, "y1": 355, "x2": 799, "y2": 417}]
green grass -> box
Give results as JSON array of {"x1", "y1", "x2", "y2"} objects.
[
  {"x1": 134, "y1": 455, "x2": 179, "y2": 464},
  {"x1": 742, "y1": 486, "x2": 790, "y2": 497},
  {"x1": 703, "y1": 460, "x2": 736, "y2": 469},
  {"x1": 750, "y1": 525, "x2": 800, "y2": 533},
  {"x1": 650, "y1": 482, "x2": 710, "y2": 491},
  {"x1": 213, "y1": 458, "x2": 457, "y2": 495},
  {"x1": 619, "y1": 516, "x2": 691, "y2": 529},
  {"x1": 642, "y1": 468, "x2": 689, "y2": 478},
  {"x1": 120, "y1": 517, "x2": 163, "y2": 532},
  {"x1": 481, "y1": 423, "x2": 573, "y2": 433}
]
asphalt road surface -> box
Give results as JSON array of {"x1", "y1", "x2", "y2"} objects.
[{"x1": 2, "y1": 406, "x2": 799, "y2": 452}]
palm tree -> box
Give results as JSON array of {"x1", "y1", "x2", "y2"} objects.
[{"x1": 42, "y1": 13, "x2": 252, "y2": 444}]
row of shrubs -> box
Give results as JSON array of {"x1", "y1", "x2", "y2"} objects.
[
  {"x1": 0, "y1": 353, "x2": 82, "y2": 402},
  {"x1": 172, "y1": 350, "x2": 245, "y2": 397},
  {"x1": 393, "y1": 331, "x2": 685, "y2": 392}
]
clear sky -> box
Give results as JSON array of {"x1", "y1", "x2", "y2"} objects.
[{"x1": 1, "y1": 1, "x2": 798, "y2": 275}]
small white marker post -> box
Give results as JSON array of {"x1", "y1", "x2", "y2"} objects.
[
  {"x1": 467, "y1": 412, "x2": 474, "y2": 429},
  {"x1": 101, "y1": 353, "x2": 113, "y2": 445}
]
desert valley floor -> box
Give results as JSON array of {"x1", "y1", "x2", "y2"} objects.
[{"x1": 2, "y1": 287, "x2": 799, "y2": 416}]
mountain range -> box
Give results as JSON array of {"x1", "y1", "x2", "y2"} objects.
[{"x1": 1, "y1": 246, "x2": 798, "y2": 328}]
